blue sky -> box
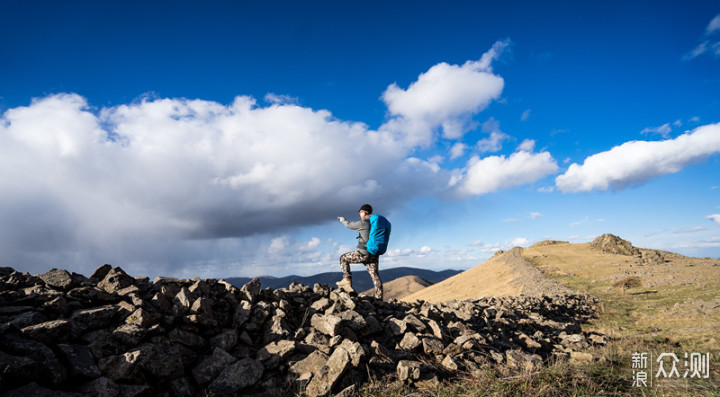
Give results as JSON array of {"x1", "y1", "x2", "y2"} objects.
[{"x1": 1, "y1": 1, "x2": 719, "y2": 279}]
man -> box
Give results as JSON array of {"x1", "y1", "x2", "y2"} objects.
[{"x1": 337, "y1": 204, "x2": 383, "y2": 300}]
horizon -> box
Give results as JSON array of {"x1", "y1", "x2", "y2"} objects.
[{"x1": 1, "y1": 1, "x2": 719, "y2": 280}]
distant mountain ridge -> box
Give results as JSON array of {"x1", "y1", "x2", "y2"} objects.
[{"x1": 225, "y1": 266, "x2": 463, "y2": 292}]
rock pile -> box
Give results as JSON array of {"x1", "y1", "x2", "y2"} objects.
[
  {"x1": 0, "y1": 265, "x2": 603, "y2": 396},
  {"x1": 590, "y1": 234, "x2": 641, "y2": 256}
]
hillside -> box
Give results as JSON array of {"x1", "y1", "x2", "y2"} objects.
[
  {"x1": 393, "y1": 234, "x2": 720, "y2": 395},
  {"x1": 402, "y1": 247, "x2": 573, "y2": 303},
  {"x1": 225, "y1": 267, "x2": 462, "y2": 293},
  {"x1": 360, "y1": 275, "x2": 433, "y2": 300},
  {"x1": 521, "y1": 236, "x2": 720, "y2": 349}
]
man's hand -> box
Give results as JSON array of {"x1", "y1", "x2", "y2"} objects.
[{"x1": 337, "y1": 216, "x2": 346, "y2": 222}]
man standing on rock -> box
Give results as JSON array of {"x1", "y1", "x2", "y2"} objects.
[{"x1": 337, "y1": 204, "x2": 383, "y2": 300}]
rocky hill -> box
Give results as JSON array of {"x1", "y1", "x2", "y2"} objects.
[{"x1": 0, "y1": 265, "x2": 602, "y2": 396}]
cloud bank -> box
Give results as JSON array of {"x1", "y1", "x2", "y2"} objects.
[
  {"x1": 0, "y1": 41, "x2": 524, "y2": 276},
  {"x1": 556, "y1": 123, "x2": 720, "y2": 192}
]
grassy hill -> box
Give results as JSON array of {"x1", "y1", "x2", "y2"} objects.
[{"x1": 361, "y1": 235, "x2": 720, "y2": 396}]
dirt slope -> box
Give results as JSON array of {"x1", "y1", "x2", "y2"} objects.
[{"x1": 402, "y1": 247, "x2": 573, "y2": 303}]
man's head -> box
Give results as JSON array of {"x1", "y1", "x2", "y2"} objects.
[{"x1": 359, "y1": 204, "x2": 373, "y2": 220}]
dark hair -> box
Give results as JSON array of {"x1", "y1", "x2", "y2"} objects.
[{"x1": 359, "y1": 204, "x2": 373, "y2": 213}]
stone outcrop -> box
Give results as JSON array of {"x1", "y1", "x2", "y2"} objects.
[
  {"x1": 590, "y1": 234, "x2": 641, "y2": 256},
  {"x1": 0, "y1": 265, "x2": 602, "y2": 396}
]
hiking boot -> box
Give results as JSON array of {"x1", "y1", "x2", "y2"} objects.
[{"x1": 336, "y1": 278, "x2": 355, "y2": 293}]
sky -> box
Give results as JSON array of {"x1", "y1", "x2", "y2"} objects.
[{"x1": 1, "y1": 0, "x2": 719, "y2": 280}]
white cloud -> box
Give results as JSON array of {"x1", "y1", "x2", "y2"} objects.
[
  {"x1": 380, "y1": 40, "x2": 509, "y2": 145},
  {"x1": 517, "y1": 139, "x2": 536, "y2": 152},
  {"x1": 512, "y1": 237, "x2": 530, "y2": 247},
  {"x1": 707, "y1": 214, "x2": 720, "y2": 225},
  {"x1": 477, "y1": 131, "x2": 509, "y2": 153},
  {"x1": 529, "y1": 212, "x2": 542, "y2": 219},
  {"x1": 556, "y1": 123, "x2": 720, "y2": 192},
  {"x1": 673, "y1": 226, "x2": 708, "y2": 234},
  {"x1": 521, "y1": 109, "x2": 531, "y2": 121},
  {"x1": 264, "y1": 93, "x2": 299, "y2": 105},
  {"x1": 538, "y1": 186, "x2": 555, "y2": 193},
  {"x1": 268, "y1": 236, "x2": 291, "y2": 255},
  {"x1": 455, "y1": 150, "x2": 559, "y2": 196},
  {"x1": 684, "y1": 14, "x2": 720, "y2": 60},
  {"x1": 640, "y1": 123, "x2": 672, "y2": 138},
  {"x1": 450, "y1": 142, "x2": 467, "y2": 159},
  {"x1": 476, "y1": 117, "x2": 510, "y2": 153}
]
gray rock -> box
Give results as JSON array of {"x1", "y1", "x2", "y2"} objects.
[
  {"x1": 310, "y1": 297, "x2": 331, "y2": 312},
  {"x1": 125, "y1": 307, "x2": 161, "y2": 327},
  {"x1": 170, "y1": 377, "x2": 196, "y2": 397},
  {"x1": 58, "y1": 344, "x2": 101, "y2": 378},
  {"x1": 2, "y1": 382, "x2": 84, "y2": 397},
  {"x1": 98, "y1": 349, "x2": 145, "y2": 382},
  {"x1": 0, "y1": 349, "x2": 38, "y2": 390},
  {"x1": 67, "y1": 286, "x2": 117, "y2": 302},
  {"x1": 97, "y1": 267, "x2": 135, "y2": 293},
  {"x1": 289, "y1": 350, "x2": 328, "y2": 376},
  {"x1": 441, "y1": 354, "x2": 459, "y2": 371},
  {"x1": 209, "y1": 329, "x2": 238, "y2": 351},
  {"x1": 112, "y1": 323, "x2": 147, "y2": 347},
  {"x1": 90, "y1": 264, "x2": 113, "y2": 281},
  {"x1": 240, "y1": 278, "x2": 262, "y2": 302},
  {"x1": 233, "y1": 299, "x2": 252, "y2": 327},
  {"x1": 81, "y1": 377, "x2": 120, "y2": 397},
  {"x1": 398, "y1": 332, "x2": 422, "y2": 351},
  {"x1": 396, "y1": 360, "x2": 422, "y2": 382},
  {"x1": 172, "y1": 287, "x2": 192, "y2": 316},
  {"x1": 40, "y1": 269, "x2": 78, "y2": 291},
  {"x1": 4, "y1": 311, "x2": 48, "y2": 330},
  {"x1": 168, "y1": 327, "x2": 206, "y2": 349},
  {"x1": 192, "y1": 347, "x2": 237, "y2": 385},
  {"x1": 339, "y1": 339, "x2": 366, "y2": 367},
  {"x1": 386, "y1": 318, "x2": 407, "y2": 335},
  {"x1": 71, "y1": 305, "x2": 118, "y2": 329},
  {"x1": 257, "y1": 340, "x2": 296, "y2": 369},
  {"x1": 138, "y1": 342, "x2": 185, "y2": 380},
  {"x1": 190, "y1": 296, "x2": 213, "y2": 317},
  {"x1": 421, "y1": 336, "x2": 445, "y2": 356},
  {"x1": 21, "y1": 319, "x2": 71, "y2": 343},
  {"x1": 305, "y1": 346, "x2": 351, "y2": 397},
  {"x1": 118, "y1": 384, "x2": 152, "y2": 397},
  {"x1": 311, "y1": 313, "x2": 343, "y2": 336},
  {"x1": 207, "y1": 358, "x2": 263, "y2": 395},
  {"x1": 403, "y1": 314, "x2": 427, "y2": 333}
]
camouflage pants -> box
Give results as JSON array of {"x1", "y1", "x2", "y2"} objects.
[{"x1": 340, "y1": 250, "x2": 383, "y2": 299}]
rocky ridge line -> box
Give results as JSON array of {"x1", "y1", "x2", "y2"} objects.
[{"x1": 0, "y1": 265, "x2": 603, "y2": 396}]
